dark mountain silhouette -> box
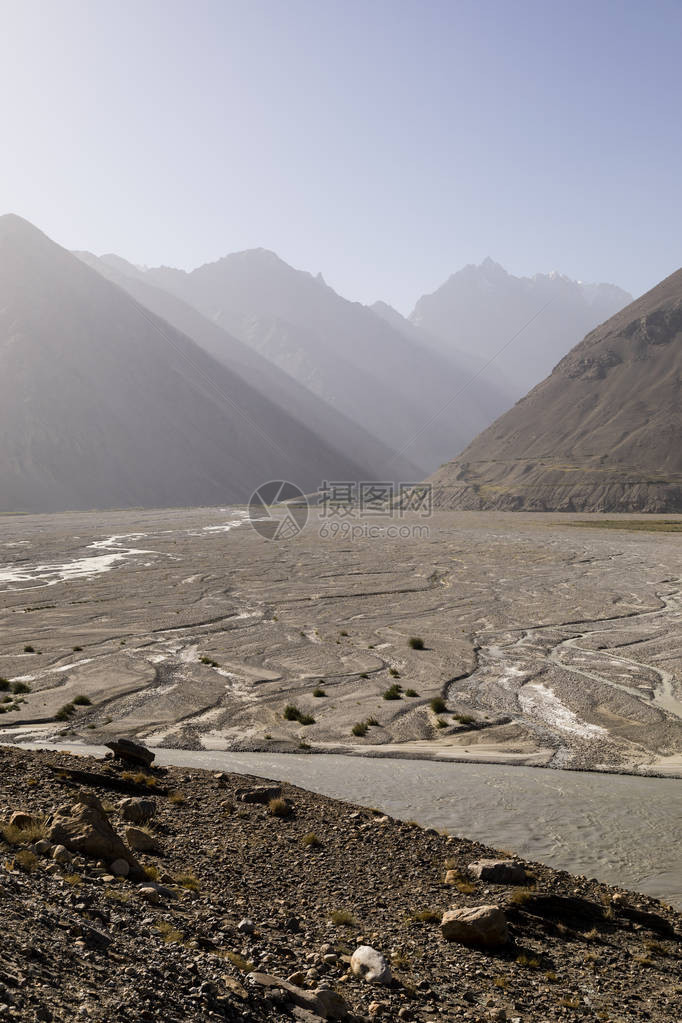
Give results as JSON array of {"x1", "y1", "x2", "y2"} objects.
[
  {"x1": 410, "y1": 258, "x2": 631, "y2": 399},
  {"x1": 428, "y1": 269, "x2": 682, "y2": 512},
  {"x1": 0, "y1": 215, "x2": 369, "y2": 514}
]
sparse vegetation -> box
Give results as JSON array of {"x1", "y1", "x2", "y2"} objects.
[
  {"x1": 283, "y1": 704, "x2": 315, "y2": 725},
  {"x1": 225, "y1": 951, "x2": 254, "y2": 973},
  {"x1": 174, "y1": 872, "x2": 200, "y2": 891},
  {"x1": 268, "y1": 797, "x2": 292, "y2": 818},
  {"x1": 454, "y1": 713, "x2": 476, "y2": 726},
  {"x1": 329, "y1": 909, "x2": 356, "y2": 927},
  {"x1": 407, "y1": 908, "x2": 441, "y2": 925},
  {"x1": 199, "y1": 655, "x2": 220, "y2": 667}
]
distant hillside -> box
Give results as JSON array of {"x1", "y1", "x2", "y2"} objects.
[
  {"x1": 0, "y1": 215, "x2": 368, "y2": 514},
  {"x1": 429, "y1": 269, "x2": 682, "y2": 512},
  {"x1": 76, "y1": 251, "x2": 419, "y2": 483},
  {"x1": 411, "y1": 258, "x2": 631, "y2": 399},
  {"x1": 136, "y1": 250, "x2": 511, "y2": 473}
]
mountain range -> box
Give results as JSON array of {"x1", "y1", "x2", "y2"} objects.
[
  {"x1": 410, "y1": 258, "x2": 632, "y2": 399},
  {"x1": 429, "y1": 269, "x2": 682, "y2": 511},
  {"x1": 0, "y1": 215, "x2": 369, "y2": 514},
  {"x1": 0, "y1": 212, "x2": 648, "y2": 514}
]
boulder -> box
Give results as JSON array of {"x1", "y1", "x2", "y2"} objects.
[
  {"x1": 138, "y1": 886, "x2": 162, "y2": 904},
  {"x1": 51, "y1": 844, "x2": 72, "y2": 864},
  {"x1": 441, "y1": 905, "x2": 508, "y2": 948},
  {"x1": 237, "y1": 785, "x2": 282, "y2": 804},
  {"x1": 248, "y1": 972, "x2": 348, "y2": 1019},
  {"x1": 8, "y1": 811, "x2": 35, "y2": 830},
  {"x1": 125, "y1": 826, "x2": 163, "y2": 855},
  {"x1": 468, "y1": 859, "x2": 527, "y2": 884},
  {"x1": 117, "y1": 797, "x2": 156, "y2": 824},
  {"x1": 350, "y1": 946, "x2": 392, "y2": 985},
  {"x1": 110, "y1": 858, "x2": 130, "y2": 877},
  {"x1": 105, "y1": 738, "x2": 154, "y2": 768},
  {"x1": 48, "y1": 790, "x2": 143, "y2": 878}
]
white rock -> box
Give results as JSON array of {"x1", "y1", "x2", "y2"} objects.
[{"x1": 350, "y1": 945, "x2": 392, "y2": 984}]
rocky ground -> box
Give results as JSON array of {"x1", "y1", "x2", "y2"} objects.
[
  {"x1": 0, "y1": 507, "x2": 681, "y2": 775},
  {"x1": 0, "y1": 743, "x2": 680, "y2": 1023}
]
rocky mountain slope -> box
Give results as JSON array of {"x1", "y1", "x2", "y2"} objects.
[
  {"x1": 410, "y1": 259, "x2": 631, "y2": 399},
  {"x1": 1, "y1": 743, "x2": 680, "y2": 1022},
  {"x1": 0, "y1": 216, "x2": 368, "y2": 514},
  {"x1": 135, "y1": 249, "x2": 511, "y2": 473},
  {"x1": 429, "y1": 269, "x2": 682, "y2": 512}
]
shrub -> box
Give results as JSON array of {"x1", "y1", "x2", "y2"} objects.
[
  {"x1": 352, "y1": 721, "x2": 368, "y2": 737},
  {"x1": 72, "y1": 646, "x2": 83, "y2": 652},
  {"x1": 430, "y1": 697, "x2": 446, "y2": 714},
  {"x1": 340, "y1": 630, "x2": 348, "y2": 637},
  {"x1": 408, "y1": 908, "x2": 441, "y2": 925},
  {"x1": 404, "y1": 688, "x2": 419, "y2": 697},
  {"x1": 269, "y1": 797, "x2": 292, "y2": 818},
  {"x1": 72, "y1": 694, "x2": 92, "y2": 706},
  {"x1": 226, "y1": 951, "x2": 254, "y2": 973},
  {"x1": 55, "y1": 703, "x2": 75, "y2": 721},
  {"x1": 436, "y1": 718, "x2": 447, "y2": 729},
  {"x1": 283, "y1": 704, "x2": 314, "y2": 725},
  {"x1": 168, "y1": 791, "x2": 186, "y2": 805},
  {"x1": 1, "y1": 819, "x2": 46, "y2": 846},
  {"x1": 0, "y1": 678, "x2": 9, "y2": 691},
  {"x1": 175, "y1": 872, "x2": 200, "y2": 891},
  {"x1": 454, "y1": 713, "x2": 476, "y2": 726},
  {"x1": 23, "y1": 645, "x2": 36, "y2": 653},
  {"x1": 156, "y1": 920, "x2": 184, "y2": 943},
  {"x1": 366, "y1": 716, "x2": 380, "y2": 726},
  {"x1": 312, "y1": 687, "x2": 327, "y2": 697},
  {"x1": 302, "y1": 832, "x2": 321, "y2": 848},
  {"x1": 408, "y1": 637, "x2": 425, "y2": 650},
  {"x1": 11, "y1": 681, "x2": 31, "y2": 695},
  {"x1": 329, "y1": 909, "x2": 356, "y2": 927},
  {"x1": 383, "y1": 684, "x2": 402, "y2": 701},
  {"x1": 12, "y1": 849, "x2": 39, "y2": 873},
  {"x1": 199, "y1": 655, "x2": 220, "y2": 667},
  {"x1": 388, "y1": 667, "x2": 400, "y2": 678}
]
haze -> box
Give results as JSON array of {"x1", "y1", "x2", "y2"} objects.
[{"x1": 2, "y1": 0, "x2": 681, "y2": 310}]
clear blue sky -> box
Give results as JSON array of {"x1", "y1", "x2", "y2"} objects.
[{"x1": 1, "y1": 0, "x2": 680, "y2": 310}]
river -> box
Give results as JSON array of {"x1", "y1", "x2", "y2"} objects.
[{"x1": 15, "y1": 742, "x2": 681, "y2": 909}]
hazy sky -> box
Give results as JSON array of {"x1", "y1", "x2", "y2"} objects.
[{"x1": 2, "y1": 0, "x2": 680, "y2": 310}]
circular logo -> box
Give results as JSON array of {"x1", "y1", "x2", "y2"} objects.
[{"x1": 248, "y1": 480, "x2": 309, "y2": 540}]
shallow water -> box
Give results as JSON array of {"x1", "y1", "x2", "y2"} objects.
[{"x1": 16, "y1": 743, "x2": 682, "y2": 908}]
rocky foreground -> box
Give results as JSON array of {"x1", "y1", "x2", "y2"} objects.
[{"x1": 0, "y1": 744, "x2": 680, "y2": 1023}]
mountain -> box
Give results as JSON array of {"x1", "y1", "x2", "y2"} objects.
[
  {"x1": 75, "y1": 252, "x2": 419, "y2": 482},
  {"x1": 0, "y1": 215, "x2": 370, "y2": 514},
  {"x1": 410, "y1": 258, "x2": 632, "y2": 398},
  {"x1": 135, "y1": 250, "x2": 512, "y2": 473},
  {"x1": 428, "y1": 269, "x2": 682, "y2": 512}
]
